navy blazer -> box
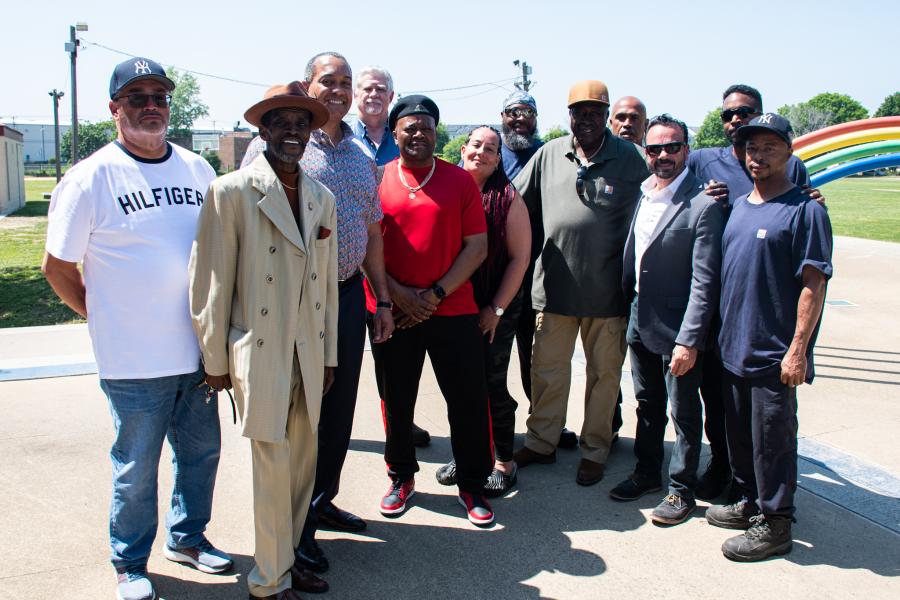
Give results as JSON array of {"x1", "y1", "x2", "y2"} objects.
[{"x1": 622, "y1": 170, "x2": 726, "y2": 355}]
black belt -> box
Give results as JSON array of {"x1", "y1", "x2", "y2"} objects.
[{"x1": 339, "y1": 271, "x2": 362, "y2": 289}]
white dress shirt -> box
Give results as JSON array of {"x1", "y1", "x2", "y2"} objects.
[{"x1": 633, "y1": 168, "x2": 690, "y2": 293}]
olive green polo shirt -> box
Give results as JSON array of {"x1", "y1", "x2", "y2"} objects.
[{"x1": 513, "y1": 131, "x2": 649, "y2": 317}]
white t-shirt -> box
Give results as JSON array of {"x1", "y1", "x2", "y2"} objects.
[{"x1": 46, "y1": 141, "x2": 216, "y2": 379}]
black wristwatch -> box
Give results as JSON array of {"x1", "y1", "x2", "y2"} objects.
[
  {"x1": 430, "y1": 283, "x2": 447, "y2": 300},
  {"x1": 376, "y1": 301, "x2": 393, "y2": 310}
]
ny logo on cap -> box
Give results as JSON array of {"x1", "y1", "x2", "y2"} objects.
[
  {"x1": 758, "y1": 113, "x2": 774, "y2": 124},
  {"x1": 134, "y1": 60, "x2": 152, "y2": 75},
  {"x1": 414, "y1": 103, "x2": 426, "y2": 112}
]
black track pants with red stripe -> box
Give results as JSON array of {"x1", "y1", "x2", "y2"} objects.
[{"x1": 368, "y1": 313, "x2": 493, "y2": 493}]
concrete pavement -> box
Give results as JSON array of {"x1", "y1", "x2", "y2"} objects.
[{"x1": 0, "y1": 235, "x2": 898, "y2": 599}]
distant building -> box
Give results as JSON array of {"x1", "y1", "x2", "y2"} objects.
[
  {"x1": 1, "y1": 125, "x2": 25, "y2": 215},
  {"x1": 192, "y1": 130, "x2": 224, "y2": 153},
  {"x1": 1, "y1": 121, "x2": 71, "y2": 163},
  {"x1": 218, "y1": 131, "x2": 255, "y2": 171}
]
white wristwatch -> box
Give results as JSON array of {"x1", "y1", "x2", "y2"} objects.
[{"x1": 493, "y1": 305, "x2": 505, "y2": 317}]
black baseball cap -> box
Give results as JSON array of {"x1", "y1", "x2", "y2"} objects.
[
  {"x1": 735, "y1": 112, "x2": 794, "y2": 145},
  {"x1": 109, "y1": 57, "x2": 176, "y2": 99},
  {"x1": 388, "y1": 94, "x2": 440, "y2": 131}
]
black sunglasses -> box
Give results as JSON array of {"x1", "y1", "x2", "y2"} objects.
[
  {"x1": 116, "y1": 93, "x2": 173, "y2": 108},
  {"x1": 644, "y1": 142, "x2": 686, "y2": 156},
  {"x1": 504, "y1": 106, "x2": 537, "y2": 119},
  {"x1": 720, "y1": 106, "x2": 759, "y2": 123},
  {"x1": 575, "y1": 165, "x2": 588, "y2": 196}
]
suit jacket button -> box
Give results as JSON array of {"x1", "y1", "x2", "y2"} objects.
[
  {"x1": 261, "y1": 307, "x2": 268, "y2": 316},
  {"x1": 311, "y1": 273, "x2": 317, "y2": 280},
  {"x1": 315, "y1": 302, "x2": 321, "y2": 310},
  {"x1": 269, "y1": 246, "x2": 276, "y2": 254},
  {"x1": 256, "y1": 339, "x2": 264, "y2": 347},
  {"x1": 319, "y1": 331, "x2": 325, "y2": 339},
  {"x1": 266, "y1": 274, "x2": 274, "y2": 283}
]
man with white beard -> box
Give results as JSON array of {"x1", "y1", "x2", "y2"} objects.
[{"x1": 351, "y1": 65, "x2": 399, "y2": 166}]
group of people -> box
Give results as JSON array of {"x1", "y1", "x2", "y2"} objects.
[{"x1": 41, "y1": 51, "x2": 832, "y2": 600}]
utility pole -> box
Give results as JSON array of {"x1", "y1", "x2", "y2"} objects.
[
  {"x1": 512, "y1": 59, "x2": 533, "y2": 92},
  {"x1": 65, "y1": 22, "x2": 88, "y2": 165},
  {"x1": 49, "y1": 89, "x2": 65, "y2": 182}
]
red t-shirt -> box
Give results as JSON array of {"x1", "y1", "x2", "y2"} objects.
[{"x1": 364, "y1": 158, "x2": 487, "y2": 317}]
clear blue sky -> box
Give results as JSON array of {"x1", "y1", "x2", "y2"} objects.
[{"x1": 4, "y1": 0, "x2": 898, "y2": 132}]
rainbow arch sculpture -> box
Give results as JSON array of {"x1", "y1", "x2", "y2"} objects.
[{"x1": 793, "y1": 116, "x2": 900, "y2": 186}]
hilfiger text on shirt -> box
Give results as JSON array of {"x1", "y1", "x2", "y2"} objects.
[{"x1": 117, "y1": 186, "x2": 205, "y2": 216}]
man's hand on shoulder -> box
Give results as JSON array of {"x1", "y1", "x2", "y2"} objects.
[
  {"x1": 705, "y1": 180, "x2": 729, "y2": 205},
  {"x1": 800, "y1": 184, "x2": 826, "y2": 206}
]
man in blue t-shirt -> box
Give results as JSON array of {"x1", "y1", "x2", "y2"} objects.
[
  {"x1": 685, "y1": 84, "x2": 818, "y2": 501},
  {"x1": 706, "y1": 113, "x2": 832, "y2": 563}
]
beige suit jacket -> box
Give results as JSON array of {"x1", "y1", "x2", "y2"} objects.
[{"x1": 189, "y1": 154, "x2": 338, "y2": 443}]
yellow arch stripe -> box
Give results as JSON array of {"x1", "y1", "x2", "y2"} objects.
[{"x1": 795, "y1": 127, "x2": 900, "y2": 161}]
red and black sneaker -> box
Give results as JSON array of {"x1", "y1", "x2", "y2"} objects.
[
  {"x1": 458, "y1": 491, "x2": 494, "y2": 526},
  {"x1": 380, "y1": 478, "x2": 415, "y2": 516}
]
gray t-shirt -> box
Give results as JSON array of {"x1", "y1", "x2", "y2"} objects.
[{"x1": 514, "y1": 132, "x2": 649, "y2": 317}]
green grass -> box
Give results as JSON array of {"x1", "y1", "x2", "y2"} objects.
[
  {"x1": 820, "y1": 176, "x2": 900, "y2": 242},
  {"x1": 0, "y1": 177, "x2": 81, "y2": 327}
]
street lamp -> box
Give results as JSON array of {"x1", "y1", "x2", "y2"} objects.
[
  {"x1": 49, "y1": 89, "x2": 65, "y2": 182},
  {"x1": 65, "y1": 22, "x2": 88, "y2": 164}
]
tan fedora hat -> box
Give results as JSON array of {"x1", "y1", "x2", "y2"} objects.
[
  {"x1": 244, "y1": 81, "x2": 330, "y2": 129},
  {"x1": 567, "y1": 80, "x2": 611, "y2": 108}
]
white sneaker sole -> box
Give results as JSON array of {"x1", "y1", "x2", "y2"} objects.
[
  {"x1": 163, "y1": 546, "x2": 231, "y2": 574},
  {"x1": 116, "y1": 585, "x2": 157, "y2": 600},
  {"x1": 380, "y1": 489, "x2": 415, "y2": 515},
  {"x1": 458, "y1": 496, "x2": 494, "y2": 526}
]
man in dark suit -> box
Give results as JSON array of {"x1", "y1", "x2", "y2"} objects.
[{"x1": 609, "y1": 114, "x2": 726, "y2": 525}]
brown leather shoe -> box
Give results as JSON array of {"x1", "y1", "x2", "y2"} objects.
[
  {"x1": 291, "y1": 562, "x2": 329, "y2": 593},
  {"x1": 576, "y1": 459, "x2": 605, "y2": 486},
  {"x1": 512, "y1": 446, "x2": 556, "y2": 468},
  {"x1": 249, "y1": 588, "x2": 303, "y2": 600}
]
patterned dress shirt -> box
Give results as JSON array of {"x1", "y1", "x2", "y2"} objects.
[{"x1": 241, "y1": 123, "x2": 381, "y2": 279}]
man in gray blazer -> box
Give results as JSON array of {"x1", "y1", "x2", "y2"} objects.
[{"x1": 610, "y1": 114, "x2": 726, "y2": 525}]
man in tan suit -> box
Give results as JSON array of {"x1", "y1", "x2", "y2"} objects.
[{"x1": 189, "y1": 82, "x2": 337, "y2": 600}]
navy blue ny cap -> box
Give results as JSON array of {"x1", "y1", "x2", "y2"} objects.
[
  {"x1": 735, "y1": 112, "x2": 794, "y2": 145},
  {"x1": 109, "y1": 57, "x2": 175, "y2": 99}
]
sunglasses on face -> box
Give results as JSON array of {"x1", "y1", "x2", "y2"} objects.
[
  {"x1": 504, "y1": 107, "x2": 537, "y2": 119},
  {"x1": 644, "y1": 142, "x2": 686, "y2": 156},
  {"x1": 116, "y1": 93, "x2": 173, "y2": 108},
  {"x1": 720, "y1": 106, "x2": 758, "y2": 122}
]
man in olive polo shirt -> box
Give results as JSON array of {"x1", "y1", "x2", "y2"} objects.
[{"x1": 513, "y1": 80, "x2": 649, "y2": 486}]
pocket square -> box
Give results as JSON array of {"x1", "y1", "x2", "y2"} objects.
[{"x1": 318, "y1": 226, "x2": 332, "y2": 240}]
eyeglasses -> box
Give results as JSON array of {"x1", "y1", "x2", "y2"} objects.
[
  {"x1": 575, "y1": 165, "x2": 588, "y2": 196},
  {"x1": 644, "y1": 142, "x2": 686, "y2": 156},
  {"x1": 116, "y1": 93, "x2": 173, "y2": 108},
  {"x1": 504, "y1": 107, "x2": 537, "y2": 119},
  {"x1": 720, "y1": 106, "x2": 758, "y2": 122}
]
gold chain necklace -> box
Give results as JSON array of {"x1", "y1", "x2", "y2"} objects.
[{"x1": 397, "y1": 159, "x2": 436, "y2": 200}]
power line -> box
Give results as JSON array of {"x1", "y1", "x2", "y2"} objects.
[{"x1": 402, "y1": 77, "x2": 520, "y2": 96}]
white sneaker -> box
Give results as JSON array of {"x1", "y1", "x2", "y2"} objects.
[
  {"x1": 116, "y1": 569, "x2": 156, "y2": 600},
  {"x1": 163, "y1": 539, "x2": 233, "y2": 574}
]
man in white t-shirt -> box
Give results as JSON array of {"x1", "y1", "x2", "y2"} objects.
[{"x1": 43, "y1": 57, "x2": 232, "y2": 600}]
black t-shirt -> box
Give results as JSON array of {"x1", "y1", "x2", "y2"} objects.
[{"x1": 718, "y1": 187, "x2": 833, "y2": 382}]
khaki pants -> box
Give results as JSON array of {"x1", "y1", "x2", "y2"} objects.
[
  {"x1": 248, "y1": 359, "x2": 318, "y2": 597},
  {"x1": 525, "y1": 312, "x2": 627, "y2": 464}
]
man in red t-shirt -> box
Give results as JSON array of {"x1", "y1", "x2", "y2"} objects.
[{"x1": 364, "y1": 95, "x2": 496, "y2": 526}]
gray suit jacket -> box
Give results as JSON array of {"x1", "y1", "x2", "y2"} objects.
[{"x1": 622, "y1": 170, "x2": 725, "y2": 355}]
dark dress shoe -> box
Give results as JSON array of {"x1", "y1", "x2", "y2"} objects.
[
  {"x1": 609, "y1": 474, "x2": 663, "y2": 501},
  {"x1": 576, "y1": 458, "x2": 605, "y2": 486},
  {"x1": 318, "y1": 502, "x2": 367, "y2": 532},
  {"x1": 295, "y1": 536, "x2": 329, "y2": 573},
  {"x1": 695, "y1": 461, "x2": 733, "y2": 500},
  {"x1": 558, "y1": 427, "x2": 578, "y2": 449},
  {"x1": 291, "y1": 563, "x2": 329, "y2": 594},
  {"x1": 412, "y1": 423, "x2": 431, "y2": 447},
  {"x1": 512, "y1": 446, "x2": 556, "y2": 468}
]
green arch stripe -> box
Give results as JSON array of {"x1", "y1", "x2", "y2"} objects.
[{"x1": 804, "y1": 139, "x2": 900, "y2": 174}]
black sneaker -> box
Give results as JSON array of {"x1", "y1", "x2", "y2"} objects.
[
  {"x1": 558, "y1": 427, "x2": 578, "y2": 449},
  {"x1": 706, "y1": 498, "x2": 760, "y2": 530},
  {"x1": 695, "y1": 460, "x2": 732, "y2": 500},
  {"x1": 435, "y1": 460, "x2": 457, "y2": 486},
  {"x1": 483, "y1": 464, "x2": 517, "y2": 498},
  {"x1": 412, "y1": 423, "x2": 431, "y2": 447},
  {"x1": 609, "y1": 474, "x2": 663, "y2": 502},
  {"x1": 722, "y1": 515, "x2": 793, "y2": 562},
  {"x1": 650, "y1": 493, "x2": 696, "y2": 525}
]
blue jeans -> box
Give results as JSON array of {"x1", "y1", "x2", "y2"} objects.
[{"x1": 100, "y1": 365, "x2": 221, "y2": 570}]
